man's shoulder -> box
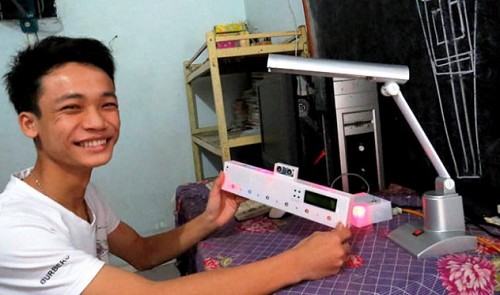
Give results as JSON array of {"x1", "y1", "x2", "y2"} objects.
[
  {"x1": 0, "y1": 172, "x2": 62, "y2": 226},
  {"x1": 0, "y1": 172, "x2": 34, "y2": 208},
  {"x1": 1, "y1": 168, "x2": 32, "y2": 195},
  {"x1": 0, "y1": 190, "x2": 59, "y2": 227}
]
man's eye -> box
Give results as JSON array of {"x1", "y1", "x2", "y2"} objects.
[
  {"x1": 103, "y1": 103, "x2": 119, "y2": 109},
  {"x1": 61, "y1": 105, "x2": 80, "y2": 111}
]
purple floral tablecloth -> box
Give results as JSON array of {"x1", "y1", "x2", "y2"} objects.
[{"x1": 175, "y1": 181, "x2": 500, "y2": 294}]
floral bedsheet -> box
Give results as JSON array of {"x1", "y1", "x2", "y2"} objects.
[{"x1": 175, "y1": 181, "x2": 499, "y2": 294}]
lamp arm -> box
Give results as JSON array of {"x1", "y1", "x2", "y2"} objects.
[{"x1": 381, "y1": 82, "x2": 451, "y2": 181}]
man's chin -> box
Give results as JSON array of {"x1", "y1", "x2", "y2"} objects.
[{"x1": 84, "y1": 155, "x2": 114, "y2": 169}]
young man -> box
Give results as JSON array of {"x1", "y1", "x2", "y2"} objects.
[{"x1": 0, "y1": 36, "x2": 351, "y2": 294}]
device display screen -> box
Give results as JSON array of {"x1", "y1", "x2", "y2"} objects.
[{"x1": 304, "y1": 190, "x2": 337, "y2": 212}]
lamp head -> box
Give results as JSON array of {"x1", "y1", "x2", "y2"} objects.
[{"x1": 267, "y1": 54, "x2": 409, "y2": 84}]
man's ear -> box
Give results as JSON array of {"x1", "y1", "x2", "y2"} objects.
[{"x1": 18, "y1": 112, "x2": 39, "y2": 139}]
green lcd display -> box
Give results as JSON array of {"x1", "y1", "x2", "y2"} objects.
[{"x1": 304, "y1": 190, "x2": 337, "y2": 212}]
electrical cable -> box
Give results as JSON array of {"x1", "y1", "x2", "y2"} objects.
[
  {"x1": 465, "y1": 216, "x2": 500, "y2": 238},
  {"x1": 401, "y1": 208, "x2": 424, "y2": 218},
  {"x1": 300, "y1": 0, "x2": 314, "y2": 57},
  {"x1": 389, "y1": 202, "x2": 422, "y2": 211},
  {"x1": 330, "y1": 173, "x2": 370, "y2": 194},
  {"x1": 8, "y1": 0, "x2": 26, "y2": 16},
  {"x1": 286, "y1": 0, "x2": 298, "y2": 56},
  {"x1": 36, "y1": 0, "x2": 43, "y2": 17},
  {"x1": 477, "y1": 236, "x2": 500, "y2": 253}
]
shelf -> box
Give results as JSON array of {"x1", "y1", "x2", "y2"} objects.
[
  {"x1": 192, "y1": 128, "x2": 261, "y2": 157},
  {"x1": 184, "y1": 26, "x2": 309, "y2": 180},
  {"x1": 186, "y1": 28, "x2": 308, "y2": 82}
]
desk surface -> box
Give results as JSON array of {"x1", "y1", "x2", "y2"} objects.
[{"x1": 175, "y1": 182, "x2": 500, "y2": 294}]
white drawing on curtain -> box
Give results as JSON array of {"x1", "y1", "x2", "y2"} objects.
[{"x1": 416, "y1": 0, "x2": 481, "y2": 179}]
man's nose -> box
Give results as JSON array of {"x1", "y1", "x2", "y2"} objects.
[{"x1": 82, "y1": 107, "x2": 106, "y2": 129}]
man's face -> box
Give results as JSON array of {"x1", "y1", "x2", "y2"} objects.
[{"x1": 27, "y1": 62, "x2": 120, "y2": 171}]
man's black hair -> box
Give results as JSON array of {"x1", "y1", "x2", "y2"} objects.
[{"x1": 3, "y1": 36, "x2": 115, "y2": 116}]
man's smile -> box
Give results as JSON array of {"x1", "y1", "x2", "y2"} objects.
[{"x1": 77, "y1": 138, "x2": 109, "y2": 148}]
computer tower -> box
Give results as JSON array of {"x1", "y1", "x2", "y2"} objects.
[
  {"x1": 332, "y1": 79, "x2": 384, "y2": 193},
  {"x1": 256, "y1": 73, "x2": 333, "y2": 186},
  {"x1": 257, "y1": 74, "x2": 384, "y2": 193}
]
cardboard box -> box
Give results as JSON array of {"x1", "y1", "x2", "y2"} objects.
[{"x1": 214, "y1": 22, "x2": 247, "y2": 34}]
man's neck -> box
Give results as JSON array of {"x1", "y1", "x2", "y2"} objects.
[{"x1": 27, "y1": 160, "x2": 93, "y2": 220}]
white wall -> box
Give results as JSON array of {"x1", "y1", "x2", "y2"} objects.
[
  {"x1": 244, "y1": 0, "x2": 305, "y2": 34},
  {"x1": 0, "y1": 0, "x2": 305, "y2": 259},
  {"x1": 0, "y1": 0, "x2": 246, "y2": 237}
]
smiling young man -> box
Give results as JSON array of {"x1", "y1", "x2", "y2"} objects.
[{"x1": 0, "y1": 36, "x2": 351, "y2": 294}]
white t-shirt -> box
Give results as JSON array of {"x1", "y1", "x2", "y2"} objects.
[{"x1": 0, "y1": 169, "x2": 121, "y2": 294}]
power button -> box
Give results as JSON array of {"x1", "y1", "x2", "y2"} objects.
[{"x1": 412, "y1": 229, "x2": 424, "y2": 236}]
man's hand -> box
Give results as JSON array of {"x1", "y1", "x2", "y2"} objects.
[
  {"x1": 201, "y1": 172, "x2": 246, "y2": 228},
  {"x1": 289, "y1": 223, "x2": 352, "y2": 281}
]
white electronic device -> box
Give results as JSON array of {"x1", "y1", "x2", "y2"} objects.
[{"x1": 222, "y1": 161, "x2": 393, "y2": 228}]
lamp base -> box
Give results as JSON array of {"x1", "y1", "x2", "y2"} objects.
[{"x1": 388, "y1": 221, "x2": 477, "y2": 259}]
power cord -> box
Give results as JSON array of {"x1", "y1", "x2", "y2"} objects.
[
  {"x1": 330, "y1": 173, "x2": 371, "y2": 194},
  {"x1": 286, "y1": 0, "x2": 299, "y2": 56}
]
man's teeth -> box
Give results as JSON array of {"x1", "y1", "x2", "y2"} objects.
[{"x1": 80, "y1": 139, "x2": 106, "y2": 148}]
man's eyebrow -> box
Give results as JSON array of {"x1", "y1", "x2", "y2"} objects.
[
  {"x1": 54, "y1": 93, "x2": 84, "y2": 103},
  {"x1": 54, "y1": 91, "x2": 117, "y2": 103},
  {"x1": 102, "y1": 91, "x2": 118, "y2": 99}
]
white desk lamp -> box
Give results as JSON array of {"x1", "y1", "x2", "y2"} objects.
[{"x1": 267, "y1": 54, "x2": 477, "y2": 258}]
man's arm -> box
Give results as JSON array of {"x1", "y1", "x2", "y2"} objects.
[
  {"x1": 107, "y1": 212, "x2": 218, "y2": 270},
  {"x1": 108, "y1": 172, "x2": 244, "y2": 270},
  {"x1": 85, "y1": 224, "x2": 351, "y2": 295},
  {"x1": 100, "y1": 171, "x2": 351, "y2": 294}
]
